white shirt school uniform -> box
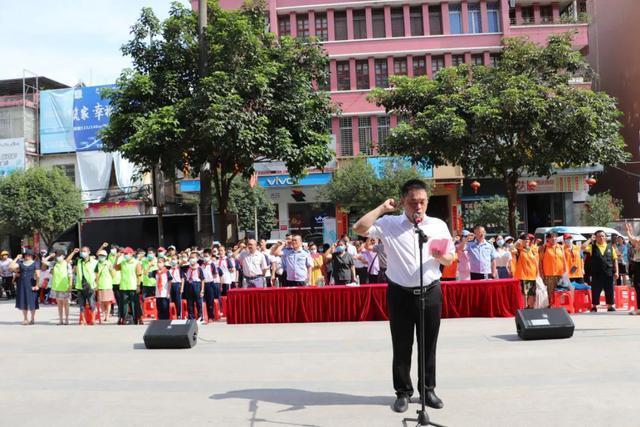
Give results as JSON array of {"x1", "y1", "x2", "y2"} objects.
[
  {"x1": 169, "y1": 267, "x2": 183, "y2": 284},
  {"x1": 155, "y1": 270, "x2": 171, "y2": 298},
  {"x1": 366, "y1": 213, "x2": 454, "y2": 287},
  {"x1": 219, "y1": 257, "x2": 234, "y2": 285},
  {"x1": 201, "y1": 262, "x2": 220, "y2": 283}
]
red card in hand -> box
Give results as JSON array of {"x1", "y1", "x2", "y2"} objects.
[{"x1": 429, "y1": 238, "x2": 451, "y2": 255}]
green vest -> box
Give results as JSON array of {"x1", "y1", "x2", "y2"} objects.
[
  {"x1": 74, "y1": 258, "x2": 97, "y2": 290},
  {"x1": 50, "y1": 261, "x2": 70, "y2": 292},
  {"x1": 119, "y1": 258, "x2": 139, "y2": 291},
  {"x1": 141, "y1": 258, "x2": 157, "y2": 287},
  {"x1": 96, "y1": 260, "x2": 113, "y2": 290},
  {"x1": 108, "y1": 253, "x2": 121, "y2": 284}
]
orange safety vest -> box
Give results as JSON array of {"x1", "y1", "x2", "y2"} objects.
[
  {"x1": 515, "y1": 246, "x2": 539, "y2": 281},
  {"x1": 564, "y1": 244, "x2": 584, "y2": 279},
  {"x1": 541, "y1": 244, "x2": 566, "y2": 277}
]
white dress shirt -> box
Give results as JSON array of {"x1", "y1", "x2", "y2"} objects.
[
  {"x1": 239, "y1": 250, "x2": 268, "y2": 277},
  {"x1": 367, "y1": 213, "x2": 454, "y2": 287}
]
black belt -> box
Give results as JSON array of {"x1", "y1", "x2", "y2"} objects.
[
  {"x1": 245, "y1": 275, "x2": 263, "y2": 280},
  {"x1": 388, "y1": 279, "x2": 439, "y2": 295}
]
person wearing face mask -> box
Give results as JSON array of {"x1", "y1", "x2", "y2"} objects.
[
  {"x1": 325, "y1": 241, "x2": 356, "y2": 285},
  {"x1": 168, "y1": 256, "x2": 185, "y2": 318},
  {"x1": 201, "y1": 249, "x2": 222, "y2": 322},
  {"x1": 149, "y1": 258, "x2": 171, "y2": 319},
  {"x1": 72, "y1": 246, "x2": 98, "y2": 324},
  {"x1": 157, "y1": 246, "x2": 167, "y2": 260},
  {"x1": 185, "y1": 256, "x2": 205, "y2": 323},
  {"x1": 563, "y1": 234, "x2": 584, "y2": 285},
  {"x1": 308, "y1": 243, "x2": 325, "y2": 286},
  {"x1": 95, "y1": 249, "x2": 115, "y2": 323},
  {"x1": 494, "y1": 235, "x2": 513, "y2": 279},
  {"x1": 218, "y1": 246, "x2": 236, "y2": 292},
  {"x1": 107, "y1": 245, "x2": 122, "y2": 317},
  {"x1": 44, "y1": 250, "x2": 73, "y2": 325},
  {"x1": 539, "y1": 232, "x2": 568, "y2": 308},
  {"x1": 514, "y1": 234, "x2": 539, "y2": 309},
  {"x1": 114, "y1": 247, "x2": 142, "y2": 325},
  {"x1": 10, "y1": 248, "x2": 41, "y2": 325},
  {"x1": 140, "y1": 248, "x2": 158, "y2": 299}
]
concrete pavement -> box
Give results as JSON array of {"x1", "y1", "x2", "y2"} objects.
[{"x1": 1, "y1": 300, "x2": 639, "y2": 427}]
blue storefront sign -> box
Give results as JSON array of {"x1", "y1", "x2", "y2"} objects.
[
  {"x1": 258, "y1": 172, "x2": 332, "y2": 188},
  {"x1": 73, "y1": 84, "x2": 114, "y2": 152}
]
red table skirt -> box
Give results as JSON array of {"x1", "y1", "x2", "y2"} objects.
[{"x1": 226, "y1": 280, "x2": 523, "y2": 324}]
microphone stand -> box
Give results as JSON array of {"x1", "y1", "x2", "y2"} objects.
[{"x1": 404, "y1": 218, "x2": 445, "y2": 427}]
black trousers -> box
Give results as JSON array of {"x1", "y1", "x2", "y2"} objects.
[
  {"x1": 156, "y1": 297, "x2": 170, "y2": 320},
  {"x1": 592, "y1": 273, "x2": 614, "y2": 306},
  {"x1": 387, "y1": 280, "x2": 442, "y2": 398},
  {"x1": 470, "y1": 272, "x2": 493, "y2": 280},
  {"x1": 355, "y1": 267, "x2": 369, "y2": 284}
]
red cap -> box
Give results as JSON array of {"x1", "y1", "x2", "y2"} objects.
[
  {"x1": 123, "y1": 247, "x2": 134, "y2": 254},
  {"x1": 157, "y1": 246, "x2": 166, "y2": 252},
  {"x1": 563, "y1": 233, "x2": 572, "y2": 240},
  {"x1": 528, "y1": 234, "x2": 536, "y2": 240}
]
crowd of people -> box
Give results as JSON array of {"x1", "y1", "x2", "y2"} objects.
[
  {"x1": 442, "y1": 224, "x2": 640, "y2": 315},
  {"x1": 2, "y1": 221, "x2": 639, "y2": 325},
  {"x1": 0, "y1": 233, "x2": 388, "y2": 326}
]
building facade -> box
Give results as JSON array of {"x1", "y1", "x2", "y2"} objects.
[{"x1": 206, "y1": 0, "x2": 591, "y2": 237}]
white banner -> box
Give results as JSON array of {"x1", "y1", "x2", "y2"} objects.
[
  {"x1": 76, "y1": 151, "x2": 112, "y2": 202},
  {"x1": 0, "y1": 138, "x2": 25, "y2": 177}
]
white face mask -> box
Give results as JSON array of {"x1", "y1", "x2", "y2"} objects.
[
  {"x1": 56, "y1": 256, "x2": 64, "y2": 262},
  {"x1": 110, "y1": 249, "x2": 117, "y2": 254},
  {"x1": 80, "y1": 252, "x2": 89, "y2": 259},
  {"x1": 204, "y1": 256, "x2": 211, "y2": 262}
]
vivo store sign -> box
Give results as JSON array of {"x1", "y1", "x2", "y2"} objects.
[{"x1": 258, "y1": 173, "x2": 332, "y2": 188}]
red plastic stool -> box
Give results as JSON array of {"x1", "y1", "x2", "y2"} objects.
[
  {"x1": 79, "y1": 305, "x2": 97, "y2": 325},
  {"x1": 213, "y1": 300, "x2": 221, "y2": 321},
  {"x1": 182, "y1": 300, "x2": 188, "y2": 318},
  {"x1": 573, "y1": 289, "x2": 592, "y2": 313},
  {"x1": 169, "y1": 302, "x2": 178, "y2": 320},
  {"x1": 553, "y1": 290, "x2": 575, "y2": 314},
  {"x1": 142, "y1": 297, "x2": 158, "y2": 320},
  {"x1": 615, "y1": 286, "x2": 631, "y2": 310},
  {"x1": 221, "y1": 296, "x2": 227, "y2": 317},
  {"x1": 630, "y1": 288, "x2": 638, "y2": 311}
]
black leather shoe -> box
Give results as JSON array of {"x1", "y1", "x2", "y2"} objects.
[
  {"x1": 393, "y1": 395, "x2": 410, "y2": 413},
  {"x1": 425, "y1": 390, "x2": 444, "y2": 409},
  {"x1": 607, "y1": 306, "x2": 616, "y2": 312}
]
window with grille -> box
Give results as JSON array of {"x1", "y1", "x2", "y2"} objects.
[
  {"x1": 391, "y1": 8, "x2": 405, "y2": 37},
  {"x1": 372, "y1": 9, "x2": 386, "y2": 38},
  {"x1": 278, "y1": 15, "x2": 291, "y2": 36},
  {"x1": 521, "y1": 6, "x2": 533, "y2": 24},
  {"x1": 394, "y1": 58, "x2": 408, "y2": 76},
  {"x1": 487, "y1": 2, "x2": 500, "y2": 31},
  {"x1": 377, "y1": 116, "x2": 390, "y2": 148},
  {"x1": 375, "y1": 59, "x2": 389, "y2": 88},
  {"x1": 297, "y1": 14, "x2": 309, "y2": 38},
  {"x1": 413, "y1": 57, "x2": 427, "y2": 76},
  {"x1": 358, "y1": 117, "x2": 373, "y2": 155},
  {"x1": 429, "y1": 5, "x2": 443, "y2": 35},
  {"x1": 336, "y1": 61, "x2": 351, "y2": 90},
  {"x1": 410, "y1": 6, "x2": 424, "y2": 36},
  {"x1": 431, "y1": 56, "x2": 444, "y2": 74},
  {"x1": 353, "y1": 10, "x2": 367, "y2": 39},
  {"x1": 540, "y1": 5, "x2": 553, "y2": 23},
  {"x1": 490, "y1": 53, "x2": 500, "y2": 67},
  {"x1": 452, "y1": 54, "x2": 465, "y2": 66},
  {"x1": 339, "y1": 117, "x2": 354, "y2": 156},
  {"x1": 315, "y1": 13, "x2": 328, "y2": 41},
  {"x1": 468, "y1": 3, "x2": 482, "y2": 33},
  {"x1": 356, "y1": 60, "x2": 370, "y2": 90},
  {"x1": 472, "y1": 54, "x2": 484, "y2": 65},
  {"x1": 54, "y1": 164, "x2": 75, "y2": 184},
  {"x1": 334, "y1": 11, "x2": 348, "y2": 40}
]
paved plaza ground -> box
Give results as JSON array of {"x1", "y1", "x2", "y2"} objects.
[{"x1": 1, "y1": 300, "x2": 639, "y2": 427}]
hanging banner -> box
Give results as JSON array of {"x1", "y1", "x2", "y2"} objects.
[
  {"x1": 73, "y1": 84, "x2": 114, "y2": 152},
  {"x1": 0, "y1": 138, "x2": 25, "y2": 177},
  {"x1": 40, "y1": 88, "x2": 75, "y2": 154}
]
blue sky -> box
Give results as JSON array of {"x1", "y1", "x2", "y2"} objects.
[{"x1": 0, "y1": 0, "x2": 189, "y2": 86}]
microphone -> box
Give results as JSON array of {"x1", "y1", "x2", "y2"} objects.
[{"x1": 413, "y1": 212, "x2": 423, "y2": 225}]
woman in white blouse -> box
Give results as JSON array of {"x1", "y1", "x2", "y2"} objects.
[{"x1": 494, "y1": 235, "x2": 513, "y2": 279}]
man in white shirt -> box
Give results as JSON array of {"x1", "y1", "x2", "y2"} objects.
[
  {"x1": 237, "y1": 240, "x2": 269, "y2": 288},
  {"x1": 353, "y1": 179, "x2": 454, "y2": 414}
]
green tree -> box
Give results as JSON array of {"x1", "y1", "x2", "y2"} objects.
[
  {"x1": 101, "y1": 1, "x2": 334, "y2": 244},
  {"x1": 323, "y1": 157, "x2": 430, "y2": 218},
  {"x1": 0, "y1": 167, "x2": 84, "y2": 247},
  {"x1": 370, "y1": 33, "x2": 628, "y2": 236},
  {"x1": 580, "y1": 191, "x2": 623, "y2": 226},
  {"x1": 464, "y1": 197, "x2": 518, "y2": 234},
  {"x1": 226, "y1": 180, "x2": 276, "y2": 239}
]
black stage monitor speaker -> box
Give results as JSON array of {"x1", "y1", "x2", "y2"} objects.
[
  {"x1": 515, "y1": 308, "x2": 574, "y2": 340},
  {"x1": 143, "y1": 319, "x2": 198, "y2": 349}
]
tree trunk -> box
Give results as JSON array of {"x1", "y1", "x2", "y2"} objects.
[
  {"x1": 199, "y1": 165, "x2": 213, "y2": 247},
  {"x1": 505, "y1": 173, "x2": 519, "y2": 237}
]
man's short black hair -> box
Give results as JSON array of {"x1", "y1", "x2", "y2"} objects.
[
  {"x1": 401, "y1": 179, "x2": 429, "y2": 197},
  {"x1": 594, "y1": 230, "x2": 606, "y2": 236}
]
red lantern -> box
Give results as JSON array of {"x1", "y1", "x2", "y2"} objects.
[
  {"x1": 527, "y1": 180, "x2": 538, "y2": 191},
  {"x1": 586, "y1": 177, "x2": 597, "y2": 188},
  {"x1": 470, "y1": 180, "x2": 481, "y2": 194}
]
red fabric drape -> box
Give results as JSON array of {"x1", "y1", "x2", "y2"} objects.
[{"x1": 226, "y1": 280, "x2": 523, "y2": 324}]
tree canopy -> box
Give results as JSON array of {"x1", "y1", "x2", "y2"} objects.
[
  {"x1": 101, "y1": 0, "x2": 335, "y2": 243},
  {"x1": 323, "y1": 157, "x2": 431, "y2": 218},
  {"x1": 464, "y1": 197, "x2": 518, "y2": 235},
  {"x1": 370, "y1": 33, "x2": 628, "y2": 235},
  {"x1": 226, "y1": 180, "x2": 276, "y2": 239},
  {"x1": 580, "y1": 191, "x2": 623, "y2": 226},
  {"x1": 0, "y1": 167, "x2": 84, "y2": 247}
]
